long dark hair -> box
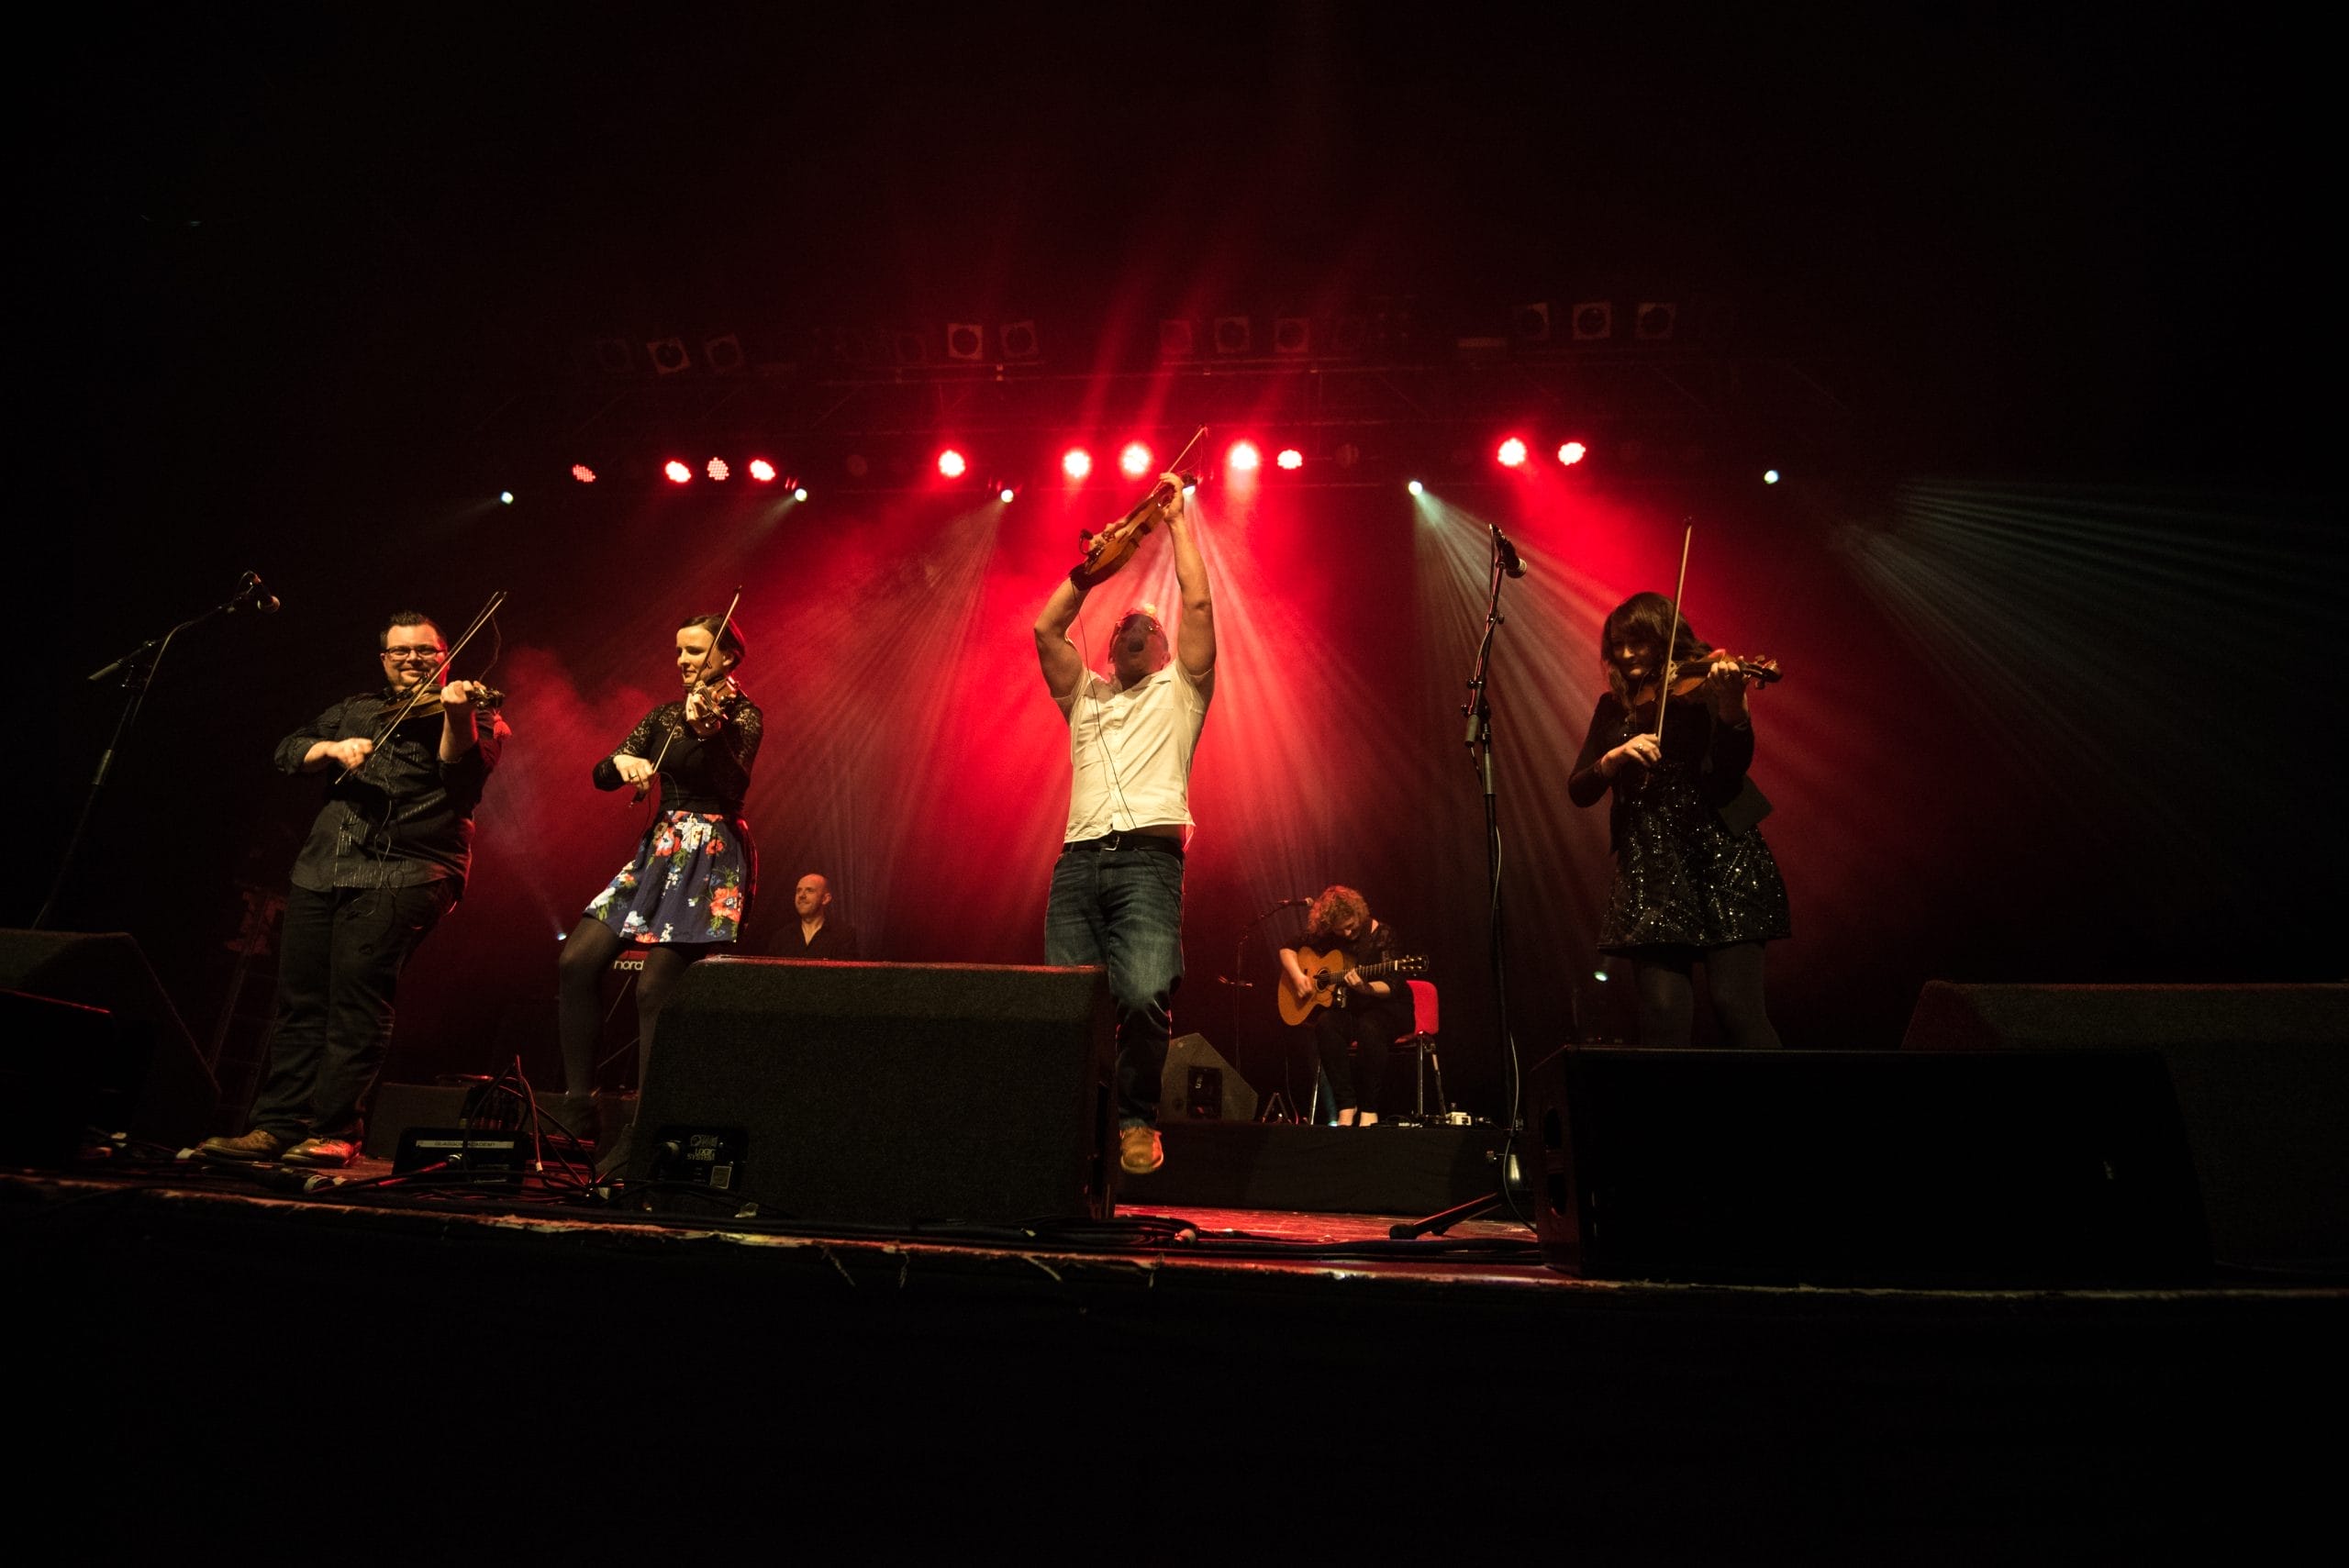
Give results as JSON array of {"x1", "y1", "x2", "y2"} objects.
[{"x1": 1599, "y1": 592, "x2": 1711, "y2": 707}]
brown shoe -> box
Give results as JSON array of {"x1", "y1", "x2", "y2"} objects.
[
  {"x1": 198, "y1": 1129, "x2": 289, "y2": 1163},
  {"x1": 1118, "y1": 1125, "x2": 1163, "y2": 1175},
  {"x1": 282, "y1": 1137, "x2": 358, "y2": 1168}
]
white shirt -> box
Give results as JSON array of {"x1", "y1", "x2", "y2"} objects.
[{"x1": 1059, "y1": 659, "x2": 1210, "y2": 840}]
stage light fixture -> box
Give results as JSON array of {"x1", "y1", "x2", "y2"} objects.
[
  {"x1": 707, "y1": 459, "x2": 730, "y2": 482},
  {"x1": 571, "y1": 464, "x2": 596, "y2": 484},
  {"x1": 1158, "y1": 319, "x2": 1196, "y2": 359},
  {"x1": 1407, "y1": 480, "x2": 1425, "y2": 495},
  {"x1": 747, "y1": 459, "x2": 777, "y2": 483},
  {"x1": 1497, "y1": 437, "x2": 1529, "y2": 468},
  {"x1": 1227, "y1": 440, "x2": 1261, "y2": 473},
  {"x1": 1275, "y1": 448, "x2": 1304, "y2": 471},
  {"x1": 1635, "y1": 302, "x2": 1677, "y2": 340},
  {"x1": 999, "y1": 486, "x2": 1016, "y2": 504},
  {"x1": 647, "y1": 337, "x2": 691, "y2": 375},
  {"x1": 937, "y1": 449, "x2": 968, "y2": 479},
  {"x1": 1514, "y1": 302, "x2": 1553, "y2": 344},
  {"x1": 498, "y1": 491, "x2": 513, "y2": 505},
  {"x1": 1000, "y1": 320, "x2": 1041, "y2": 360},
  {"x1": 1764, "y1": 469, "x2": 1781, "y2": 484},
  {"x1": 703, "y1": 334, "x2": 745, "y2": 374},
  {"x1": 663, "y1": 461, "x2": 693, "y2": 484},
  {"x1": 945, "y1": 323, "x2": 984, "y2": 361},
  {"x1": 1570, "y1": 301, "x2": 1612, "y2": 340},
  {"x1": 1273, "y1": 317, "x2": 1310, "y2": 355},
  {"x1": 1213, "y1": 316, "x2": 1252, "y2": 355},
  {"x1": 793, "y1": 486, "x2": 809, "y2": 502},
  {"x1": 1119, "y1": 441, "x2": 1152, "y2": 477},
  {"x1": 1558, "y1": 441, "x2": 1587, "y2": 466},
  {"x1": 1062, "y1": 448, "x2": 1093, "y2": 480}
]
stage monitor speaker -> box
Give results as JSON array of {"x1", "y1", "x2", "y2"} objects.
[
  {"x1": 640, "y1": 958, "x2": 1115, "y2": 1226},
  {"x1": 1160, "y1": 1033, "x2": 1257, "y2": 1122},
  {"x1": 1528, "y1": 1048, "x2": 2208, "y2": 1284},
  {"x1": 1902, "y1": 981, "x2": 2349, "y2": 1269},
  {"x1": 0, "y1": 929, "x2": 219, "y2": 1151}
]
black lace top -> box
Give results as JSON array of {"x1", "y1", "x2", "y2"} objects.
[{"x1": 591, "y1": 696, "x2": 764, "y2": 815}]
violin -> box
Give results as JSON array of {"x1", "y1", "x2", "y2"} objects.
[
  {"x1": 1077, "y1": 427, "x2": 1207, "y2": 581},
  {"x1": 395, "y1": 682, "x2": 507, "y2": 722},
  {"x1": 681, "y1": 673, "x2": 744, "y2": 735},
  {"x1": 1628, "y1": 651, "x2": 1783, "y2": 716}
]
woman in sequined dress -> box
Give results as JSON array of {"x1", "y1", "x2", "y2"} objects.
[
  {"x1": 557, "y1": 613, "x2": 763, "y2": 1102},
  {"x1": 1566, "y1": 592, "x2": 1788, "y2": 1048}
]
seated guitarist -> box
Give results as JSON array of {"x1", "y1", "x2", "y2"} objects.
[{"x1": 1278, "y1": 884, "x2": 1414, "y2": 1127}]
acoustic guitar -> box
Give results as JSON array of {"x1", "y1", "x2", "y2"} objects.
[{"x1": 1277, "y1": 946, "x2": 1429, "y2": 1027}]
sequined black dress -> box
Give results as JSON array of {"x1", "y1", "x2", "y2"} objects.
[{"x1": 1566, "y1": 694, "x2": 1791, "y2": 953}]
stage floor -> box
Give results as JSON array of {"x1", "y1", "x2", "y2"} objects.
[{"x1": 10, "y1": 1155, "x2": 2343, "y2": 1548}]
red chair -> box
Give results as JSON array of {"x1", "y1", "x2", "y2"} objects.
[{"x1": 1395, "y1": 979, "x2": 1449, "y2": 1120}]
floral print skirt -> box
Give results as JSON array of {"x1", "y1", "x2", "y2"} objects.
[{"x1": 583, "y1": 810, "x2": 758, "y2": 946}]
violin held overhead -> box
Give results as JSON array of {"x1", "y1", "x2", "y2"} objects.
[{"x1": 1078, "y1": 426, "x2": 1207, "y2": 580}]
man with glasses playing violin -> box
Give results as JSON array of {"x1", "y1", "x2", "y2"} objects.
[{"x1": 199, "y1": 612, "x2": 508, "y2": 1168}]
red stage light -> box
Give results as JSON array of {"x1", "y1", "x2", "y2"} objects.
[
  {"x1": 1227, "y1": 440, "x2": 1261, "y2": 473},
  {"x1": 937, "y1": 449, "x2": 968, "y2": 479},
  {"x1": 707, "y1": 458, "x2": 730, "y2": 482},
  {"x1": 1062, "y1": 448, "x2": 1093, "y2": 480},
  {"x1": 1558, "y1": 440, "x2": 1587, "y2": 466},
  {"x1": 570, "y1": 463, "x2": 596, "y2": 484},
  {"x1": 1119, "y1": 441, "x2": 1152, "y2": 477},
  {"x1": 747, "y1": 459, "x2": 777, "y2": 483},
  {"x1": 663, "y1": 461, "x2": 693, "y2": 484},
  {"x1": 1275, "y1": 448, "x2": 1304, "y2": 471},
  {"x1": 1497, "y1": 437, "x2": 1529, "y2": 469}
]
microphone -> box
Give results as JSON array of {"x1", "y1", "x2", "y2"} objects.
[
  {"x1": 233, "y1": 571, "x2": 282, "y2": 615},
  {"x1": 1491, "y1": 526, "x2": 1528, "y2": 579}
]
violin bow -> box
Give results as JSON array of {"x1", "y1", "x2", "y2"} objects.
[
  {"x1": 635, "y1": 584, "x2": 743, "y2": 804},
  {"x1": 1650, "y1": 525, "x2": 1694, "y2": 739},
  {"x1": 340, "y1": 589, "x2": 508, "y2": 782}
]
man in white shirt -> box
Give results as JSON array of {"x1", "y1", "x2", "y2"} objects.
[{"x1": 1031, "y1": 475, "x2": 1216, "y2": 1176}]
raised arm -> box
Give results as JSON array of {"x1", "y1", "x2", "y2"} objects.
[
  {"x1": 1163, "y1": 478, "x2": 1215, "y2": 690},
  {"x1": 1033, "y1": 573, "x2": 1091, "y2": 709}
]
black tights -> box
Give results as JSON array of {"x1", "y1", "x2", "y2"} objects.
[
  {"x1": 556, "y1": 918, "x2": 719, "y2": 1096},
  {"x1": 1631, "y1": 941, "x2": 1781, "y2": 1050}
]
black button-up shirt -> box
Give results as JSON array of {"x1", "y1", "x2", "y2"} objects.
[{"x1": 274, "y1": 691, "x2": 507, "y2": 892}]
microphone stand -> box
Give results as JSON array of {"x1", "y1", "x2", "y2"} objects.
[
  {"x1": 1391, "y1": 528, "x2": 1530, "y2": 1237},
  {"x1": 33, "y1": 578, "x2": 273, "y2": 929},
  {"x1": 1233, "y1": 896, "x2": 1305, "y2": 1121}
]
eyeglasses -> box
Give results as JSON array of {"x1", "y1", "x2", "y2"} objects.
[{"x1": 382, "y1": 646, "x2": 448, "y2": 659}]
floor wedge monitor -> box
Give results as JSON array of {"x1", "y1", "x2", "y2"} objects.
[{"x1": 637, "y1": 958, "x2": 1116, "y2": 1226}]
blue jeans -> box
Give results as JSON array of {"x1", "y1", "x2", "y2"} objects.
[{"x1": 1044, "y1": 842, "x2": 1186, "y2": 1128}]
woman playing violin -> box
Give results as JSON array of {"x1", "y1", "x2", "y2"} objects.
[
  {"x1": 557, "y1": 612, "x2": 763, "y2": 1104},
  {"x1": 1566, "y1": 591, "x2": 1789, "y2": 1049}
]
